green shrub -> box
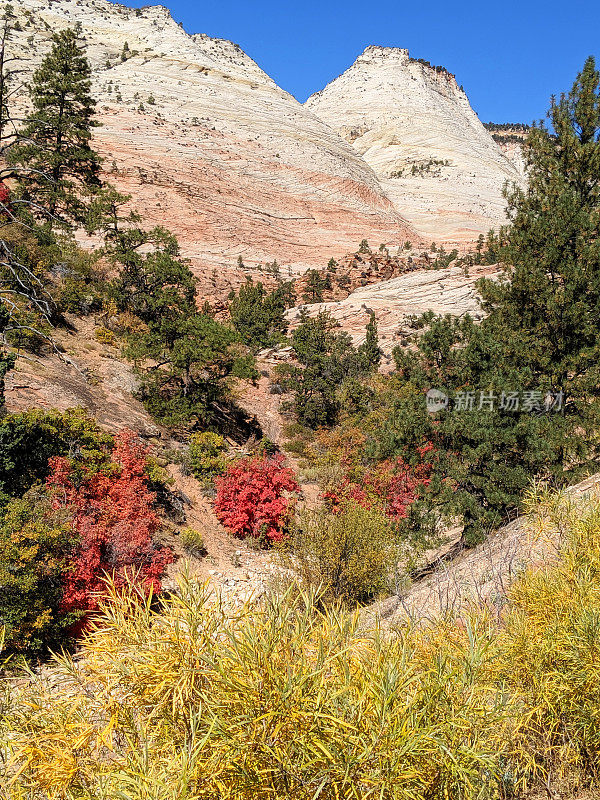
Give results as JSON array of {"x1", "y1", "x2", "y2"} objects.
[
  {"x1": 56, "y1": 252, "x2": 107, "y2": 313},
  {"x1": 284, "y1": 502, "x2": 401, "y2": 604},
  {"x1": 144, "y1": 455, "x2": 174, "y2": 487},
  {"x1": 188, "y1": 431, "x2": 227, "y2": 483},
  {"x1": 0, "y1": 407, "x2": 112, "y2": 504},
  {"x1": 230, "y1": 353, "x2": 261, "y2": 380}
]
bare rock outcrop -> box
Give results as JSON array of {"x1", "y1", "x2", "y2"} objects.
[
  {"x1": 369, "y1": 474, "x2": 600, "y2": 626},
  {"x1": 306, "y1": 47, "x2": 523, "y2": 244},
  {"x1": 4, "y1": 317, "x2": 161, "y2": 436},
  {"x1": 292, "y1": 247, "x2": 431, "y2": 303},
  {"x1": 8, "y1": 0, "x2": 417, "y2": 295}
]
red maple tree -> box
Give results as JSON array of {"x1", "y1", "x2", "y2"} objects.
[
  {"x1": 214, "y1": 453, "x2": 299, "y2": 542},
  {"x1": 47, "y1": 431, "x2": 172, "y2": 613}
]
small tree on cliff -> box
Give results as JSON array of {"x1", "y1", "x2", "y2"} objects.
[
  {"x1": 302, "y1": 269, "x2": 327, "y2": 304},
  {"x1": 358, "y1": 310, "x2": 381, "y2": 371},
  {"x1": 277, "y1": 311, "x2": 370, "y2": 429},
  {"x1": 0, "y1": 5, "x2": 21, "y2": 151},
  {"x1": 10, "y1": 28, "x2": 101, "y2": 225},
  {"x1": 0, "y1": 10, "x2": 60, "y2": 386}
]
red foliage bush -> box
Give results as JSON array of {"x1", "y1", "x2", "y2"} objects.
[
  {"x1": 214, "y1": 453, "x2": 299, "y2": 542},
  {"x1": 47, "y1": 430, "x2": 172, "y2": 613},
  {"x1": 323, "y1": 444, "x2": 434, "y2": 522}
]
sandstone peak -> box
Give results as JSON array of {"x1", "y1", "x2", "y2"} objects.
[
  {"x1": 306, "y1": 46, "x2": 523, "y2": 243},
  {"x1": 320, "y1": 45, "x2": 465, "y2": 98},
  {"x1": 358, "y1": 45, "x2": 410, "y2": 61}
]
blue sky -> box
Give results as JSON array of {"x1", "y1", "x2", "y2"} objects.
[{"x1": 120, "y1": 0, "x2": 599, "y2": 124}]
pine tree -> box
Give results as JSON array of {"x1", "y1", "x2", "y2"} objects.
[
  {"x1": 388, "y1": 57, "x2": 600, "y2": 543},
  {"x1": 474, "y1": 234, "x2": 484, "y2": 264},
  {"x1": 302, "y1": 269, "x2": 325, "y2": 303},
  {"x1": 0, "y1": 5, "x2": 20, "y2": 155},
  {"x1": 277, "y1": 312, "x2": 367, "y2": 428},
  {"x1": 479, "y1": 55, "x2": 600, "y2": 430},
  {"x1": 0, "y1": 9, "x2": 56, "y2": 379},
  {"x1": 358, "y1": 310, "x2": 381, "y2": 370},
  {"x1": 228, "y1": 278, "x2": 294, "y2": 352},
  {"x1": 10, "y1": 28, "x2": 101, "y2": 225}
]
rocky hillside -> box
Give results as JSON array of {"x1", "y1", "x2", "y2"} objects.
[
  {"x1": 8, "y1": 0, "x2": 417, "y2": 297},
  {"x1": 7, "y1": 1, "x2": 532, "y2": 296},
  {"x1": 306, "y1": 47, "x2": 522, "y2": 244}
]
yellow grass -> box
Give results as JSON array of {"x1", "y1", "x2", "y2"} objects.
[{"x1": 2, "y1": 487, "x2": 600, "y2": 798}]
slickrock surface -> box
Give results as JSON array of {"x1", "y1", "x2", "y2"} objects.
[
  {"x1": 369, "y1": 474, "x2": 600, "y2": 626},
  {"x1": 306, "y1": 47, "x2": 523, "y2": 244},
  {"x1": 9, "y1": 0, "x2": 417, "y2": 293},
  {"x1": 5, "y1": 317, "x2": 160, "y2": 436},
  {"x1": 286, "y1": 264, "x2": 497, "y2": 366}
]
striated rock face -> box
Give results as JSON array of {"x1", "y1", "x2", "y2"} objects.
[
  {"x1": 306, "y1": 47, "x2": 523, "y2": 244},
  {"x1": 8, "y1": 0, "x2": 417, "y2": 296}
]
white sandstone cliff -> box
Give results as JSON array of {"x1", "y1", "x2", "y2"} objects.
[{"x1": 306, "y1": 47, "x2": 523, "y2": 244}]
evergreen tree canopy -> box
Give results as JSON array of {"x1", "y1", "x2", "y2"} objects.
[
  {"x1": 278, "y1": 311, "x2": 373, "y2": 429},
  {"x1": 358, "y1": 310, "x2": 381, "y2": 370},
  {"x1": 0, "y1": 5, "x2": 20, "y2": 153},
  {"x1": 302, "y1": 269, "x2": 330, "y2": 304},
  {"x1": 130, "y1": 311, "x2": 255, "y2": 428},
  {"x1": 0, "y1": 11, "x2": 62, "y2": 361},
  {"x1": 86, "y1": 175, "x2": 257, "y2": 428},
  {"x1": 228, "y1": 278, "x2": 294, "y2": 352},
  {"x1": 478, "y1": 55, "x2": 600, "y2": 415},
  {"x1": 108, "y1": 226, "x2": 197, "y2": 332}
]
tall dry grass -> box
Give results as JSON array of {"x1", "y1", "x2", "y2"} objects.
[{"x1": 2, "y1": 486, "x2": 600, "y2": 799}]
